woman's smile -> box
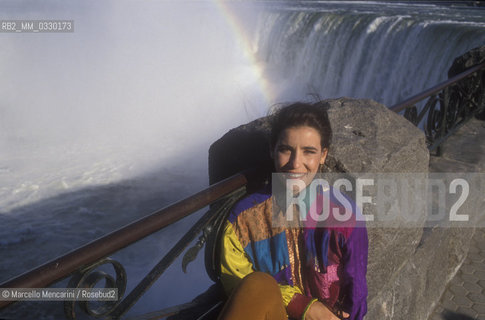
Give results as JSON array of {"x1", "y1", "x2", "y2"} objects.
[{"x1": 273, "y1": 126, "x2": 328, "y2": 186}]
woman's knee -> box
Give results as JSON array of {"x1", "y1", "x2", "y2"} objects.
[
  {"x1": 239, "y1": 272, "x2": 281, "y2": 299},
  {"x1": 219, "y1": 272, "x2": 286, "y2": 320},
  {"x1": 242, "y1": 272, "x2": 276, "y2": 286}
]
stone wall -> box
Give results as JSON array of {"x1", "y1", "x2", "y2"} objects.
[{"x1": 208, "y1": 97, "x2": 472, "y2": 319}]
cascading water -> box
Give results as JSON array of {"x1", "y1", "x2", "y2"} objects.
[
  {"x1": 0, "y1": 1, "x2": 484, "y2": 319},
  {"x1": 252, "y1": 1, "x2": 485, "y2": 105},
  {"x1": 0, "y1": 1, "x2": 267, "y2": 318}
]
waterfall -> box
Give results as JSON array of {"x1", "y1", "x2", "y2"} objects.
[
  {"x1": 0, "y1": 1, "x2": 484, "y2": 319},
  {"x1": 252, "y1": 2, "x2": 485, "y2": 106}
]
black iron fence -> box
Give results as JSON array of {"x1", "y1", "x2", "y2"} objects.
[
  {"x1": 390, "y1": 61, "x2": 485, "y2": 154},
  {"x1": 1, "y1": 61, "x2": 484, "y2": 320}
]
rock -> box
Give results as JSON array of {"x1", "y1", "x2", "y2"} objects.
[
  {"x1": 209, "y1": 97, "x2": 475, "y2": 320},
  {"x1": 319, "y1": 99, "x2": 430, "y2": 319},
  {"x1": 209, "y1": 97, "x2": 429, "y2": 180},
  {"x1": 208, "y1": 117, "x2": 273, "y2": 187},
  {"x1": 322, "y1": 98, "x2": 428, "y2": 173}
]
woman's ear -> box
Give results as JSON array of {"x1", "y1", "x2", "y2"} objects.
[{"x1": 319, "y1": 148, "x2": 328, "y2": 165}]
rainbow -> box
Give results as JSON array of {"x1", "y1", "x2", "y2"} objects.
[{"x1": 213, "y1": 0, "x2": 276, "y2": 107}]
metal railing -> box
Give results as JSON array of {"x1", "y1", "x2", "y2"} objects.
[
  {"x1": 390, "y1": 61, "x2": 485, "y2": 154},
  {"x1": 1, "y1": 61, "x2": 484, "y2": 320},
  {"x1": 0, "y1": 171, "x2": 249, "y2": 319}
]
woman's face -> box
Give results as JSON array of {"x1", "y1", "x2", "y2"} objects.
[{"x1": 272, "y1": 126, "x2": 328, "y2": 186}]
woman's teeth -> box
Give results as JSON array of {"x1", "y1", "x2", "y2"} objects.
[{"x1": 288, "y1": 173, "x2": 305, "y2": 178}]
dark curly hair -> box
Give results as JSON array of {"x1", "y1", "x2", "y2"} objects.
[{"x1": 270, "y1": 102, "x2": 332, "y2": 150}]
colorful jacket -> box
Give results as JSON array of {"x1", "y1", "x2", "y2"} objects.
[{"x1": 220, "y1": 187, "x2": 368, "y2": 319}]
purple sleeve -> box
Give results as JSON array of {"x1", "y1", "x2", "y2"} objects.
[{"x1": 341, "y1": 225, "x2": 368, "y2": 320}]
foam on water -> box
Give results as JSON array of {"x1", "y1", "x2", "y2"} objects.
[
  {"x1": 0, "y1": 1, "x2": 268, "y2": 212},
  {"x1": 0, "y1": 1, "x2": 267, "y2": 317},
  {"x1": 253, "y1": 2, "x2": 485, "y2": 106}
]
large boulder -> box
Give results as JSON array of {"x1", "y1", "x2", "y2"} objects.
[
  {"x1": 208, "y1": 97, "x2": 468, "y2": 319},
  {"x1": 321, "y1": 99, "x2": 429, "y2": 320},
  {"x1": 209, "y1": 97, "x2": 428, "y2": 180}
]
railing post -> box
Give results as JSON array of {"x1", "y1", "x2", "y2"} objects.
[{"x1": 438, "y1": 89, "x2": 450, "y2": 157}]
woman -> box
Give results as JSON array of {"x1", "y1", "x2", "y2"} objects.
[{"x1": 218, "y1": 102, "x2": 368, "y2": 320}]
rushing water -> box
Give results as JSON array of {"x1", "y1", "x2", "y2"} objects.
[
  {"x1": 250, "y1": 1, "x2": 485, "y2": 105},
  {"x1": 0, "y1": 1, "x2": 484, "y2": 319}
]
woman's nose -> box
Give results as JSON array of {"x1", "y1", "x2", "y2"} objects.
[{"x1": 289, "y1": 151, "x2": 302, "y2": 169}]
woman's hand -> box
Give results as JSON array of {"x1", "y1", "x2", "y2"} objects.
[{"x1": 305, "y1": 301, "x2": 349, "y2": 320}]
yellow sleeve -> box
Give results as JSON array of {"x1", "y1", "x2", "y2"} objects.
[
  {"x1": 219, "y1": 222, "x2": 303, "y2": 310},
  {"x1": 279, "y1": 284, "x2": 303, "y2": 307},
  {"x1": 220, "y1": 222, "x2": 254, "y2": 295}
]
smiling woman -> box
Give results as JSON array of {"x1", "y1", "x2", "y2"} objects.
[
  {"x1": 271, "y1": 103, "x2": 331, "y2": 187},
  {"x1": 217, "y1": 102, "x2": 368, "y2": 320}
]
